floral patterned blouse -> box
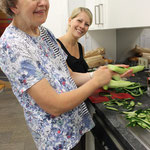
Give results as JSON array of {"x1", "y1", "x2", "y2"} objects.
[{"x1": 0, "y1": 25, "x2": 95, "y2": 150}]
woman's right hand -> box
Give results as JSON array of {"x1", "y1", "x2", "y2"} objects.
[{"x1": 92, "y1": 66, "x2": 112, "y2": 88}]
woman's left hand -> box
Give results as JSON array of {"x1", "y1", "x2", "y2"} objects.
[
  {"x1": 112, "y1": 64, "x2": 134, "y2": 78},
  {"x1": 120, "y1": 69, "x2": 134, "y2": 78}
]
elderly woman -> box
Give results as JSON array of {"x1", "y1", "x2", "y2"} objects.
[{"x1": 0, "y1": 0, "x2": 133, "y2": 150}]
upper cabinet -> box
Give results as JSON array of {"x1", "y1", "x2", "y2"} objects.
[
  {"x1": 44, "y1": 0, "x2": 150, "y2": 36},
  {"x1": 85, "y1": 0, "x2": 150, "y2": 30}
]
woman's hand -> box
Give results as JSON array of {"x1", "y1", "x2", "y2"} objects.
[
  {"x1": 113, "y1": 64, "x2": 134, "y2": 78},
  {"x1": 92, "y1": 66, "x2": 113, "y2": 88}
]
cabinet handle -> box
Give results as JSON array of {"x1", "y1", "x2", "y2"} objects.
[
  {"x1": 94, "y1": 5, "x2": 100, "y2": 25},
  {"x1": 99, "y1": 4, "x2": 104, "y2": 25},
  {"x1": 94, "y1": 4, "x2": 104, "y2": 25}
]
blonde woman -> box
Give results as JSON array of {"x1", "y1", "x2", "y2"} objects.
[{"x1": 57, "y1": 7, "x2": 93, "y2": 73}]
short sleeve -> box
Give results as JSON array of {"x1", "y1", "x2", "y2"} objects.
[{"x1": 0, "y1": 39, "x2": 44, "y2": 94}]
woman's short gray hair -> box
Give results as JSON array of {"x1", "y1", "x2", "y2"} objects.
[{"x1": 0, "y1": 0, "x2": 17, "y2": 17}]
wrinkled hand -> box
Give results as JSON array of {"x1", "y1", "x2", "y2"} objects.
[{"x1": 92, "y1": 66, "x2": 112, "y2": 88}]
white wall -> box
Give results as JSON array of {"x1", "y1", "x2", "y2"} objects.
[
  {"x1": 68, "y1": 0, "x2": 85, "y2": 16},
  {"x1": 88, "y1": 30, "x2": 117, "y2": 61},
  {"x1": 139, "y1": 28, "x2": 150, "y2": 48},
  {"x1": 116, "y1": 28, "x2": 148, "y2": 63},
  {"x1": 43, "y1": 0, "x2": 68, "y2": 38},
  {"x1": 82, "y1": 28, "x2": 150, "y2": 64},
  {"x1": 80, "y1": 29, "x2": 117, "y2": 61}
]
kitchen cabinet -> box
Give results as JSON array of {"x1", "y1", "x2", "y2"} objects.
[
  {"x1": 85, "y1": 0, "x2": 150, "y2": 30},
  {"x1": 86, "y1": 0, "x2": 105, "y2": 29},
  {"x1": 44, "y1": 0, "x2": 150, "y2": 36}
]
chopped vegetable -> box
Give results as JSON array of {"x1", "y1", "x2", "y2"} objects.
[
  {"x1": 136, "y1": 102, "x2": 142, "y2": 106},
  {"x1": 123, "y1": 108, "x2": 150, "y2": 129},
  {"x1": 113, "y1": 83, "x2": 147, "y2": 97},
  {"x1": 103, "y1": 98, "x2": 136, "y2": 111},
  {"x1": 105, "y1": 107, "x2": 119, "y2": 111}
]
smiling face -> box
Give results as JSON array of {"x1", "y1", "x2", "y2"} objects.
[
  {"x1": 11, "y1": 0, "x2": 49, "y2": 31},
  {"x1": 68, "y1": 11, "x2": 91, "y2": 39}
]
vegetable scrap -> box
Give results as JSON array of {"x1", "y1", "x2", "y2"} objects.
[
  {"x1": 123, "y1": 108, "x2": 150, "y2": 130},
  {"x1": 103, "y1": 98, "x2": 141, "y2": 112},
  {"x1": 113, "y1": 83, "x2": 147, "y2": 97}
]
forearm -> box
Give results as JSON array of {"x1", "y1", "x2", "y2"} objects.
[
  {"x1": 28, "y1": 78, "x2": 99, "y2": 117},
  {"x1": 71, "y1": 72, "x2": 93, "y2": 87},
  {"x1": 28, "y1": 67, "x2": 113, "y2": 116}
]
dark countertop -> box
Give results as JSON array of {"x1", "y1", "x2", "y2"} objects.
[{"x1": 91, "y1": 70, "x2": 150, "y2": 150}]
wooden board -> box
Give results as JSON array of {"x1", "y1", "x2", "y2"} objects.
[
  {"x1": 85, "y1": 55, "x2": 105, "y2": 68},
  {"x1": 84, "y1": 48, "x2": 105, "y2": 58}
]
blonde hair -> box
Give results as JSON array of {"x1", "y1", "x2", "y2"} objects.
[{"x1": 70, "y1": 7, "x2": 93, "y2": 25}]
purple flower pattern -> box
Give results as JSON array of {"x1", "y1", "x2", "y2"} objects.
[{"x1": 0, "y1": 25, "x2": 95, "y2": 150}]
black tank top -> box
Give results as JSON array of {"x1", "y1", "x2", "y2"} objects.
[{"x1": 57, "y1": 39, "x2": 89, "y2": 73}]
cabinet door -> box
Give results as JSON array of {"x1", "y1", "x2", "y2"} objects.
[
  {"x1": 107, "y1": 0, "x2": 150, "y2": 29},
  {"x1": 86, "y1": 0, "x2": 150, "y2": 30},
  {"x1": 86, "y1": 0, "x2": 106, "y2": 30}
]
